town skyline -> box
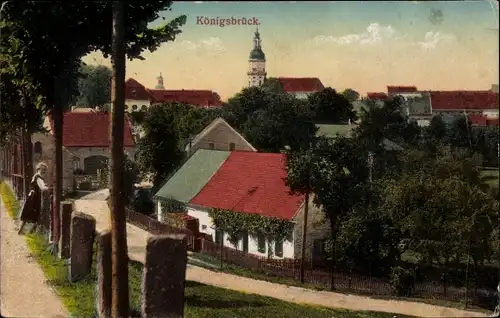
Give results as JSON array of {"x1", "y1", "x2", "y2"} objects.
[{"x1": 83, "y1": 1, "x2": 499, "y2": 100}]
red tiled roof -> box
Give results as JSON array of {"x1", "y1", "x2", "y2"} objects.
[
  {"x1": 190, "y1": 152, "x2": 305, "y2": 220},
  {"x1": 278, "y1": 77, "x2": 324, "y2": 93},
  {"x1": 50, "y1": 112, "x2": 135, "y2": 147},
  {"x1": 148, "y1": 89, "x2": 222, "y2": 108},
  {"x1": 367, "y1": 92, "x2": 388, "y2": 100},
  {"x1": 467, "y1": 114, "x2": 488, "y2": 126},
  {"x1": 125, "y1": 78, "x2": 152, "y2": 101},
  {"x1": 387, "y1": 86, "x2": 418, "y2": 94},
  {"x1": 430, "y1": 91, "x2": 499, "y2": 111}
]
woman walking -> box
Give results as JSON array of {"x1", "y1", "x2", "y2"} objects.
[{"x1": 18, "y1": 162, "x2": 49, "y2": 235}]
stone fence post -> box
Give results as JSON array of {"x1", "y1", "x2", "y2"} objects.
[
  {"x1": 69, "y1": 212, "x2": 96, "y2": 282},
  {"x1": 96, "y1": 230, "x2": 111, "y2": 318},
  {"x1": 58, "y1": 201, "x2": 72, "y2": 259},
  {"x1": 142, "y1": 234, "x2": 188, "y2": 318}
]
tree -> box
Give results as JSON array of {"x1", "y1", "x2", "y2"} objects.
[
  {"x1": 243, "y1": 94, "x2": 317, "y2": 152},
  {"x1": 377, "y1": 168, "x2": 497, "y2": 293},
  {"x1": 307, "y1": 87, "x2": 357, "y2": 124},
  {"x1": 286, "y1": 136, "x2": 368, "y2": 289},
  {"x1": 471, "y1": 126, "x2": 499, "y2": 167},
  {"x1": 354, "y1": 97, "x2": 421, "y2": 149},
  {"x1": 224, "y1": 87, "x2": 317, "y2": 152},
  {"x1": 76, "y1": 63, "x2": 112, "y2": 107},
  {"x1": 137, "y1": 104, "x2": 184, "y2": 190},
  {"x1": 223, "y1": 86, "x2": 270, "y2": 130},
  {"x1": 2, "y1": 2, "x2": 187, "y2": 316},
  {"x1": 261, "y1": 77, "x2": 284, "y2": 94},
  {"x1": 137, "y1": 102, "x2": 220, "y2": 189},
  {"x1": 333, "y1": 205, "x2": 401, "y2": 276},
  {"x1": 426, "y1": 115, "x2": 447, "y2": 141},
  {"x1": 447, "y1": 115, "x2": 473, "y2": 150},
  {"x1": 341, "y1": 88, "x2": 360, "y2": 103}
]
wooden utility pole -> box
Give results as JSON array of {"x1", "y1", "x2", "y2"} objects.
[
  {"x1": 299, "y1": 144, "x2": 312, "y2": 284},
  {"x1": 299, "y1": 191, "x2": 309, "y2": 284},
  {"x1": 110, "y1": 1, "x2": 129, "y2": 317}
]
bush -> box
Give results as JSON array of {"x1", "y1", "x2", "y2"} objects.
[
  {"x1": 0, "y1": 182, "x2": 20, "y2": 219},
  {"x1": 389, "y1": 266, "x2": 415, "y2": 297},
  {"x1": 133, "y1": 188, "x2": 154, "y2": 216}
]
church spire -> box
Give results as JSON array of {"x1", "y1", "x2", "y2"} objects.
[
  {"x1": 155, "y1": 72, "x2": 164, "y2": 90},
  {"x1": 253, "y1": 27, "x2": 261, "y2": 49}
]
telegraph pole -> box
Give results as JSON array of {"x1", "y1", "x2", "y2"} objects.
[
  {"x1": 110, "y1": 1, "x2": 129, "y2": 317},
  {"x1": 299, "y1": 144, "x2": 312, "y2": 284}
]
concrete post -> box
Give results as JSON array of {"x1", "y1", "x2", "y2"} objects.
[
  {"x1": 58, "y1": 201, "x2": 72, "y2": 259},
  {"x1": 69, "y1": 212, "x2": 96, "y2": 282},
  {"x1": 142, "y1": 234, "x2": 188, "y2": 318},
  {"x1": 96, "y1": 230, "x2": 112, "y2": 318}
]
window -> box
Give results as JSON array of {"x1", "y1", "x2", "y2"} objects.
[
  {"x1": 73, "y1": 157, "x2": 81, "y2": 170},
  {"x1": 201, "y1": 224, "x2": 207, "y2": 230},
  {"x1": 132, "y1": 105, "x2": 138, "y2": 111},
  {"x1": 33, "y1": 141, "x2": 42, "y2": 155},
  {"x1": 257, "y1": 234, "x2": 266, "y2": 253},
  {"x1": 141, "y1": 105, "x2": 147, "y2": 111},
  {"x1": 312, "y1": 239, "x2": 328, "y2": 261},
  {"x1": 229, "y1": 142, "x2": 236, "y2": 151},
  {"x1": 275, "y1": 239, "x2": 283, "y2": 258},
  {"x1": 208, "y1": 142, "x2": 215, "y2": 150}
]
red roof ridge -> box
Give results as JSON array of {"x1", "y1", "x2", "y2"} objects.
[
  {"x1": 278, "y1": 77, "x2": 325, "y2": 93},
  {"x1": 278, "y1": 76, "x2": 321, "y2": 79}
]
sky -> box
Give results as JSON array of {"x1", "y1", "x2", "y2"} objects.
[{"x1": 83, "y1": 1, "x2": 499, "y2": 100}]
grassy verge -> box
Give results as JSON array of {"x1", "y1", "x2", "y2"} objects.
[
  {"x1": 0, "y1": 181, "x2": 20, "y2": 219},
  {"x1": 25, "y1": 233, "x2": 98, "y2": 317},
  {"x1": 188, "y1": 253, "x2": 491, "y2": 314},
  {"x1": 26, "y1": 233, "x2": 410, "y2": 318}
]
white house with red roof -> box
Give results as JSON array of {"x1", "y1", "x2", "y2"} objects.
[
  {"x1": 32, "y1": 110, "x2": 135, "y2": 193},
  {"x1": 125, "y1": 76, "x2": 222, "y2": 112},
  {"x1": 155, "y1": 149, "x2": 330, "y2": 261}
]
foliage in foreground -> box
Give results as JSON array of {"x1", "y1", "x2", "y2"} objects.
[{"x1": 0, "y1": 182, "x2": 20, "y2": 219}]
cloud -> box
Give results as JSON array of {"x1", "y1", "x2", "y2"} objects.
[
  {"x1": 314, "y1": 23, "x2": 399, "y2": 46},
  {"x1": 417, "y1": 31, "x2": 455, "y2": 50},
  {"x1": 180, "y1": 37, "x2": 226, "y2": 52}
]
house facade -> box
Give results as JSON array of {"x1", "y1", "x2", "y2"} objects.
[
  {"x1": 154, "y1": 149, "x2": 331, "y2": 260},
  {"x1": 32, "y1": 110, "x2": 135, "y2": 193},
  {"x1": 185, "y1": 117, "x2": 257, "y2": 155}
]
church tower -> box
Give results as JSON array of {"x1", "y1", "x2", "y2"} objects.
[
  {"x1": 247, "y1": 27, "x2": 267, "y2": 87},
  {"x1": 155, "y1": 73, "x2": 165, "y2": 89}
]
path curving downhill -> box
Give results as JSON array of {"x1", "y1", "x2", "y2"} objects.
[{"x1": 75, "y1": 198, "x2": 488, "y2": 318}]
